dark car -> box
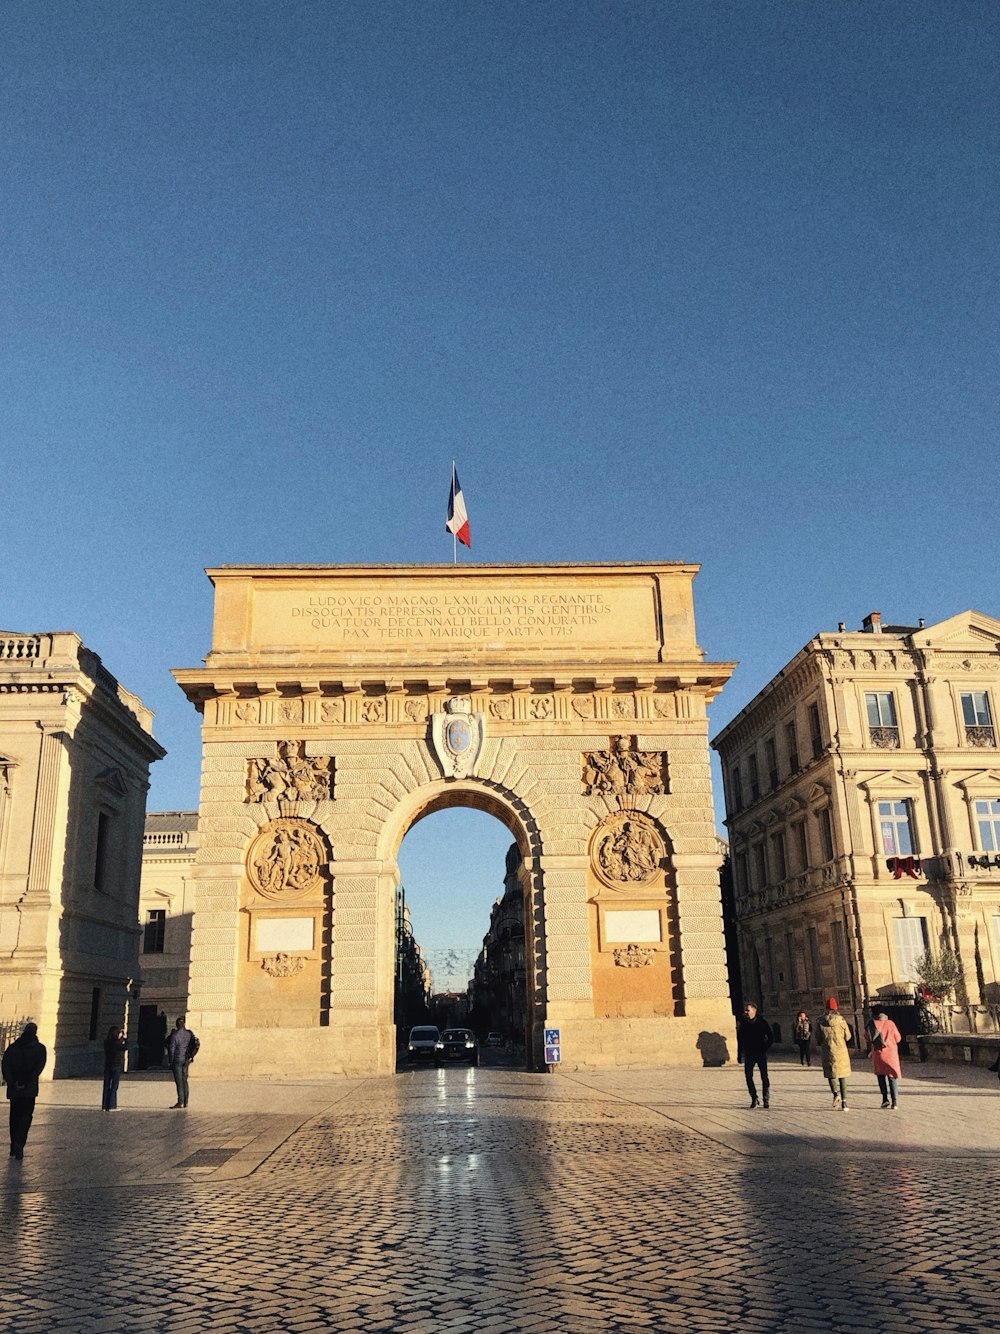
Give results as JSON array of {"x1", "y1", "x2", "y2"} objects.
[
  {"x1": 406, "y1": 1025, "x2": 441, "y2": 1061},
  {"x1": 435, "y1": 1028, "x2": 479, "y2": 1066}
]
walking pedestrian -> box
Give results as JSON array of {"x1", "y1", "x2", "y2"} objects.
[
  {"x1": 736, "y1": 1002, "x2": 774, "y2": 1109},
  {"x1": 793, "y1": 1010, "x2": 813, "y2": 1066},
  {"x1": 815, "y1": 997, "x2": 853, "y2": 1112},
  {"x1": 868, "y1": 1010, "x2": 903, "y2": 1109},
  {"x1": 165, "y1": 1016, "x2": 199, "y2": 1109},
  {"x1": 102, "y1": 1025, "x2": 127, "y2": 1111},
  {"x1": 2, "y1": 1022, "x2": 47, "y2": 1159}
]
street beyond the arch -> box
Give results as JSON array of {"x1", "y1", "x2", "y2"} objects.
[{"x1": 3, "y1": 1055, "x2": 998, "y2": 1334}]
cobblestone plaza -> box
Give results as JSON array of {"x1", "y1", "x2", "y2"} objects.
[{"x1": 3, "y1": 1055, "x2": 999, "y2": 1333}]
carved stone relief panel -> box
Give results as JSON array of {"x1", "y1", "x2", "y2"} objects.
[
  {"x1": 572, "y1": 694, "x2": 596, "y2": 720},
  {"x1": 404, "y1": 696, "x2": 428, "y2": 722},
  {"x1": 261, "y1": 953, "x2": 306, "y2": 978},
  {"x1": 246, "y1": 741, "x2": 333, "y2": 803},
  {"x1": 611, "y1": 694, "x2": 636, "y2": 720},
  {"x1": 321, "y1": 698, "x2": 345, "y2": 723},
  {"x1": 489, "y1": 696, "x2": 513, "y2": 720},
  {"x1": 235, "y1": 700, "x2": 260, "y2": 724},
  {"x1": 531, "y1": 694, "x2": 554, "y2": 720},
  {"x1": 613, "y1": 944, "x2": 655, "y2": 968},
  {"x1": 590, "y1": 812, "x2": 666, "y2": 888},
  {"x1": 582, "y1": 736, "x2": 668, "y2": 798},
  {"x1": 246, "y1": 818, "x2": 328, "y2": 900},
  {"x1": 361, "y1": 698, "x2": 386, "y2": 723},
  {"x1": 277, "y1": 698, "x2": 303, "y2": 724}
]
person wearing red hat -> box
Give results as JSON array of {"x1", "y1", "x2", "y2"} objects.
[{"x1": 815, "y1": 997, "x2": 853, "y2": 1112}]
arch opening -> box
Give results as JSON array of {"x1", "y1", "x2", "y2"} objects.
[{"x1": 394, "y1": 799, "x2": 534, "y2": 1073}]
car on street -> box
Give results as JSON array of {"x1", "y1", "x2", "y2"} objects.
[
  {"x1": 485, "y1": 1031, "x2": 504, "y2": 1048},
  {"x1": 435, "y1": 1028, "x2": 479, "y2": 1066},
  {"x1": 406, "y1": 1025, "x2": 440, "y2": 1061}
]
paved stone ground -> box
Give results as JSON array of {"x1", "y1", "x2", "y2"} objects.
[{"x1": 2, "y1": 1054, "x2": 999, "y2": 1333}]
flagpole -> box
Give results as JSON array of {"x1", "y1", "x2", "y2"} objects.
[{"x1": 452, "y1": 459, "x2": 457, "y2": 564}]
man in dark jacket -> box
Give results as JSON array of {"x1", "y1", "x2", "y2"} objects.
[
  {"x1": 165, "y1": 1016, "x2": 199, "y2": 1109},
  {"x1": 2, "y1": 1022, "x2": 48, "y2": 1159},
  {"x1": 736, "y1": 1002, "x2": 774, "y2": 1109}
]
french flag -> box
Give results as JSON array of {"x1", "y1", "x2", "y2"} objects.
[{"x1": 446, "y1": 464, "x2": 471, "y2": 548}]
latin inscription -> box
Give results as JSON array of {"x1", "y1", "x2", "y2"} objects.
[{"x1": 288, "y1": 590, "x2": 615, "y2": 642}]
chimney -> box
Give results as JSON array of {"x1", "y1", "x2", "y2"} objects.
[{"x1": 862, "y1": 611, "x2": 882, "y2": 634}]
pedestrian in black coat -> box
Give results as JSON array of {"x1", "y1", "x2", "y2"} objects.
[
  {"x1": 736, "y1": 1003, "x2": 774, "y2": 1109},
  {"x1": 2, "y1": 1022, "x2": 48, "y2": 1159}
]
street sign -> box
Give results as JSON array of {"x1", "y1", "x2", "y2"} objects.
[{"x1": 544, "y1": 1028, "x2": 561, "y2": 1063}]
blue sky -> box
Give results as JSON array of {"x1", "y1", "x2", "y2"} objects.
[{"x1": 4, "y1": 3, "x2": 998, "y2": 987}]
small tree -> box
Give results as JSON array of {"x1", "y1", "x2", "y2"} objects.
[{"x1": 913, "y1": 947, "x2": 964, "y2": 1001}]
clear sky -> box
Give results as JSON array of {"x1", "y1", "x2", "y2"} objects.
[{"x1": 4, "y1": 2, "x2": 999, "y2": 989}]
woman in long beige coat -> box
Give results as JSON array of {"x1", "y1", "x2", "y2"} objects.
[{"x1": 815, "y1": 997, "x2": 853, "y2": 1112}]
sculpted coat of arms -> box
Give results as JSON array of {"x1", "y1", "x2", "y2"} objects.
[
  {"x1": 246, "y1": 818, "x2": 328, "y2": 900},
  {"x1": 582, "y1": 736, "x2": 668, "y2": 798},
  {"x1": 430, "y1": 697, "x2": 485, "y2": 779},
  {"x1": 591, "y1": 812, "x2": 665, "y2": 887},
  {"x1": 247, "y1": 741, "x2": 333, "y2": 803}
]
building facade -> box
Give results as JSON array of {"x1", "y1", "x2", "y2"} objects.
[
  {"x1": 173, "y1": 562, "x2": 735, "y2": 1077},
  {"x1": 470, "y1": 842, "x2": 528, "y2": 1044},
  {"x1": 713, "y1": 610, "x2": 1000, "y2": 1044},
  {"x1": 0, "y1": 632, "x2": 164, "y2": 1075},
  {"x1": 136, "y1": 810, "x2": 198, "y2": 1065}
]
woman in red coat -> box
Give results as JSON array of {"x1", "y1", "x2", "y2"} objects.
[{"x1": 869, "y1": 1010, "x2": 903, "y2": 1109}]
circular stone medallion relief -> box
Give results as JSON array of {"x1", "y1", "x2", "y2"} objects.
[
  {"x1": 590, "y1": 811, "x2": 665, "y2": 888},
  {"x1": 246, "y1": 817, "x2": 327, "y2": 900}
]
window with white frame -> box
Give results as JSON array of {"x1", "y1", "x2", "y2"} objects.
[
  {"x1": 961, "y1": 691, "x2": 996, "y2": 748},
  {"x1": 893, "y1": 916, "x2": 928, "y2": 982},
  {"x1": 865, "y1": 692, "x2": 900, "y2": 749},
  {"x1": 878, "y1": 800, "x2": 915, "y2": 856},
  {"x1": 975, "y1": 799, "x2": 1000, "y2": 852}
]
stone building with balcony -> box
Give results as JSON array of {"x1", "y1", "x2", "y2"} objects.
[
  {"x1": 712, "y1": 610, "x2": 1000, "y2": 1045},
  {"x1": 136, "y1": 811, "x2": 199, "y2": 1066},
  {"x1": 0, "y1": 632, "x2": 165, "y2": 1075}
]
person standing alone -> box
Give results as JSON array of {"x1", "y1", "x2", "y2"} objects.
[
  {"x1": 793, "y1": 1011, "x2": 813, "y2": 1066},
  {"x1": 736, "y1": 1002, "x2": 774, "y2": 1109},
  {"x1": 2, "y1": 1022, "x2": 47, "y2": 1159},
  {"x1": 165, "y1": 1016, "x2": 199, "y2": 1109},
  {"x1": 102, "y1": 1025, "x2": 127, "y2": 1111}
]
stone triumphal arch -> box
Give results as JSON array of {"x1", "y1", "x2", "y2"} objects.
[{"x1": 174, "y1": 562, "x2": 735, "y2": 1076}]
